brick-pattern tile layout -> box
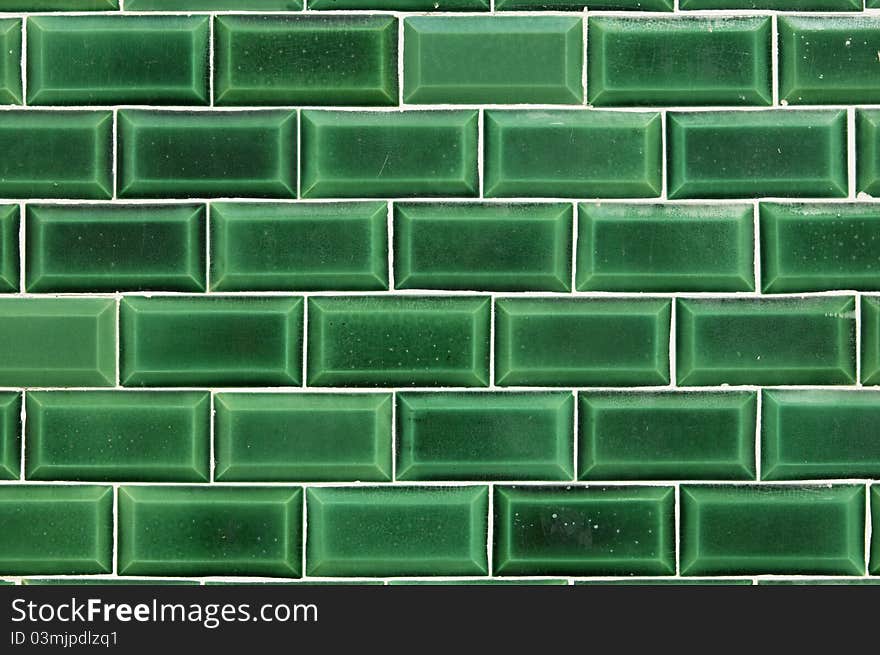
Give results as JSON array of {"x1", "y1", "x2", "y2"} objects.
[{"x1": 2, "y1": 3, "x2": 880, "y2": 588}]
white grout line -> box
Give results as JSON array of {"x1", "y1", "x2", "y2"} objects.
[
  {"x1": 390, "y1": 391, "x2": 397, "y2": 481},
  {"x1": 770, "y1": 14, "x2": 779, "y2": 106},
  {"x1": 660, "y1": 110, "x2": 668, "y2": 200},
  {"x1": 570, "y1": 201, "x2": 578, "y2": 292},
  {"x1": 0, "y1": 479, "x2": 872, "y2": 487},
  {"x1": 397, "y1": 16, "x2": 404, "y2": 106},
  {"x1": 209, "y1": 392, "x2": 215, "y2": 482},
  {"x1": 208, "y1": 14, "x2": 215, "y2": 107},
  {"x1": 19, "y1": 16, "x2": 25, "y2": 106},
  {"x1": 301, "y1": 487, "x2": 308, "y2": 577},
  {"x1": 387, "y1": 201, "x2": 395, "y2": 289},
  {"x1": 111, "y1": 109, "x2": 118, "y2": 200},
  {"x1": 674, "y1": 483, "x2": 680, "y2": 576},
  {"x1": 204, "y1": 202, "x2": 211, "y2": 291},
  {"x1": 18, "y1": 389, "x2": 25, "y2": 481},
  {"x1": 581, "y1": 9, "x2": 588, "y2": 104},
  {"x1": 301, "y1": 296, "x2": 309, "y2": 387},
  {"x1": 296, "y1": 109, "x2": 302, "y2": 199},
  {"x1": 856, "y1": 293, "x2": 863, "y2": 386},
  {"x1": 477, "y1": 108, "x2": 485, "y2": 199},
  {"x1": 112, "y1": 485, "x2": 119, "y2": 575},
  {"x1": 114, "y1": 297, "x2": 121, "y2": 387},
  {"x1": 487, "y1": 483, "x2": 494, "y2": 574},
  {"x1": 755, "y1": 390, "x2": 762, "y2": 480},
  {"x1": 668, "y1": 297, "x2": 677, "y2": 386},
  {"x1": 17, "y1": 202, "x2": 24, "y2": 292},
  {"x1": 752, "y1": 201, "x2": 761, "y2": 292},
  {"x1": 489, "y1": 293, "x2": 496, "y2": 387},
  {"x1": 865, "y1": 483, "x2": 873, "y2": 574},
  {"x1": 848, "y1": 107, "x2": 857, "y2": 198},
  {"x1": 571, "y1": 390, "x2": 579, "y2": 481}
]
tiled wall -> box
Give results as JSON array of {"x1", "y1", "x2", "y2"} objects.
[{"x1": 0, "y1": 0, "x2": 879, "y2": 586}]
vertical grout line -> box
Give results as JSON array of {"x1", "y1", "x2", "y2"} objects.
[
  {"x1": 301, "y1": 487, "x2": 308, "y2": 579},
  {"x1": 19, "y1": 387, "x2": 25, "y2": 481},
  {"x1": 301, "y1": 295, "x2": 309, "y2": 388},
  {"x1": 112, "y1": 485, "x2": 119, "y2": 575},
  {"x1": 111, "y1": 109, "x2": 118, "y2": 200},
  {"x1": 581, "y1": 9, "x2": 588, "y2": 105},
  {"x1": 296, "y1": 109, "x2": 302, "y2": 199},
  {"x1": 391, "y1": 391, "x2": 397, "y2": 482},
  {"x1": 17, "y1": 202, "x2": 24, "y2": 293},
  {"x1": 387, "y1": 201, "x2": 395, "y2": 290},
  {"x1": 114, "y1": 297, "x2": 121, "y2": 387},
  {"x1": 487, "y1": 483, "x2": 494, "y2": 576},
  {"x1": 204, "y1": 203, "x2": 211, "y2": 292},
  {"x1": 570, "y1": 202, "x2": 578, "y2": 293},
  {"x1": 674, "y1": 483, "x2": 681, "y2": 576},
  {"x1": 771, "y1": 14, "x2": 779, "y2": 106},
  {"x1": 397, "y1": 17, "x2": 404, "y2": 106},
  {"x1": 489, "y1": 294, "x2": 496, "y2": 388},
  {"x1": 848, "y1": 107, "x2": 857, "y2": 199},
  {"x1": 755, "y1": 390, "x2": 762, "y2": 481},
  {"x1": 865, "y1": 483, "x2": 872, "y2": 575},
  {"x1": 19, "y1": 16, "x2": 25, "y2": 106},
  {"x1": 209, "y1": 392, "x2": 215, "y2": 482},
  {"x1": 208, "y1": 15, "x2": 215, "y2": 107},
  {"x1": 659, "y1": 111, "x2": 668, "y2": 200},
  {"x1": 668, "y1": 296, "x2": 676, "y2": 387},
  {"x1": 477, "y1": 109, "x2": 485, "y2": 199},
  {"x1": 571, "y1": 390, "x2": 578, "y2": 481},
  {"x1": 856, "y1": 293, "x2": 862, "y2": 387},
  {"x1": 753, "y1": 201, "x2": 761, "y2": 293}
]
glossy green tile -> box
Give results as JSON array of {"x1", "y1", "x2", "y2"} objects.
[
  {"x1": 0, "y1": 20, "x2": 21, "y2": 105},
  {"x1": 863, "y1": 297, "x2": 880, "y2": 385},
  {"x1": 681, "y1": 485, "x2": 866, "y2": 576},
  {"x1": 216, "y1": 16, "x2": 396, "y2": 106},
  {"x1": 210, "y1": 202, "x2": 387, "y2": 292},
  {"x1": 494, "y1": 486, "x2": 675, "y2": 576},
  {"x1": 0, "y1": 393, "x2": 20, "y2": 480},
  {"x1": 26, "y1": 204, "x2": 206, "y2": 293},
  {"x1": 307, "y1": 296, "x2": 490, "y2": 387},
  {"x1": 577, "y1": 579, "x2": 752, "y2": 585},
  {"x1": 855, "y1": 110, "x2": 880, "y2": 196},
  {"x1": 117, "y1": 110, "x2": 296, "y2": 199},
  {"x1": 25, "y1": 391, "x2": 210, "y2": 482},
  {"x1": 588, "y1": 17, "x2": 771, "y2": 107},
  {"x1": 0, "y1": 205, "x2": 19, "y2": 293},
  {"x1": 214, "y1": 393, "x2": 392, "y2": 482},
  {"x1": 0, "y1": 111, "x2": 112, "y2": 199},
  {"x1": 0, "y1": 298, "x2": 115, "y2": 387},
  {"x1": 391, "y1": 579, "x2": 568, "y2": 585},
  {"x1": 307, "y1": 486, "x2": 489, "y2": 576},
  {"x1": 495, "y1": 298, "x2": 670, "y2": 387},
  {"x1": 25, "y1": 579, "x2": 198, "y2": 585},
  {"x1": 681, "y1": 0, "x2": 859, "y2": 9},
  {"x1": 119, "y1": 486, "x2": 302, "y2": 577},
  {"x1": 579, "y1": 392, "x2": 756, "y2": 481},
  {"x1": 394, "y1": 202, "x2": 572, "y2": 292},
  {"x1": 309, "y1": 0, "x2": 486, "y2": 8},
  {"x1": 677, "y1": 297, "x2": 856, "y2": 386},
  {"x1": 403, "y1": 17, "x2": 581, "y2": 104},
  {"x1": 0, "y1": 486, "x2": 112, "y2": 575},
  {"x1": 577, "y1": 203, "x2": 754, "y2": 292},
  {"x1": 27, "y1": 16, "x2": 208, "y2": 106},
  {"x1": 4, "y1": 1, "x2": 117, "y2": 9},
  {"x1": 301, "y1": 111, "x2": 478, "y2": 198},
  {"x1": 667, "y1": 110, "x2": 848, "y2": 199},
  {"x1": 120, "y1": 297, "x2": 303, "y2": 387},
  {"x1": 485, "y1": 111, "x2": 662, "y2": 198},
  {"x1": 760, "y1": 579, "x2": 880, "y2": 585},
  {"x1": 873, "y1": 486, "x2": 880, "y2": 574},
  {"x1": 498, "y1": 0, "x2": 670, "y2": 6},
  {"x1": 396, "y1": 392, "x2": 574, "y2": 481},
  {"x1": 126, "y1": 0, "x2": 301, "y2": 7}
]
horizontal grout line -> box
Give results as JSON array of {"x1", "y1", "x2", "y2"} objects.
[
  {"x1": 0, "y1": 105, "x2": 878, "y2": 112},
  {"x1": 0, "y1": 385, "x2": 876, "y2": 392},
  {"x1": 2, "y1": 197, "x2": 879, "y2": 204},
  {"x1": 0, "y1": 10, "x2": 875, "y2": 16},
  {"x1": 0, "y1": 480, "x2": 875, "y2": 486},
  {"x1": 0, "y1": 290, "x2": 873, "y2": 298}
]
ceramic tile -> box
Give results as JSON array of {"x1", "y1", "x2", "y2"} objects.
[
  {"x1": 126, "y1": 0, "x2": 302, "y2": 7},
  {"x1": 308, "y1": 0, "x2": 487, "y2": 8},
  {"x1": 496, "y1": 0, "x2": 672, "y2": 8},
  {"x1": 0, "y1": 393, "x2": 20, "y2": 480},
  {"x1": 863, "y1": 297, "x2": 880, "y2": 385},
  {"x1": 0, "y1": 205, "x2": 19, "y2": 293},
  {"x1": 7, "y1": 1, "x2": 117, "y2": 9},
  {"x1": 855, "y1": 110, "x2": 880, "y2": 196},
  {"x1": 0, "y1": 20, "x2": 21, "y2": 105},
  {"x1": 681, "y1": 0, "x2": 858, "y2": 7}
]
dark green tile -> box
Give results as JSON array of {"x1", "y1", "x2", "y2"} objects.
[
  {"x1": 579, "y1": 392, "x2": 756, "y2": 481},
  {"x1": 127, "y1": 0, "x2": 301, "y2": 7},
  {"x1": 499, "y1": 0, "x2": 670, "y2": 6},
  {"x1": 206, "y1": 581, "x2": 383, "y2": 585},
  {"x1": 0, "y1": 20, "x2": 21, "y2": 105},
  {"x1": 0, "y1": 393, "x2": 20, "y2": 480},
  {"x1": 403, "y1": 17, "x2": 581, "y2": 104},
  {"x1": 307, "y1": 296, "x2": 490, "y2": 387},
  {"x1": 588, "y1": 17, "x2": 771, "y2": 107},
  {"x1": 396, "y1": 392, "x2": 574, "y2": 481},
  {"x1": 210, "y1": 202, "x2": 387, "y2": 292},
  {"x1": 495, "y1": 298, "x2": 671, "y2": 387},
  {"x1": 681, "y1": 0, "x2": 859, "y2": 9},
  {"x1": 862, "y1": 297, "x2": 880, "y2": 385},
  {"x1": 391, "y1": 579, "x2": 568, "y2": 585},
  {"x1": 760, "y1": 579, "x2": 880, "y2": 585},
  {"x1": 4, "y1": 1, "x2": 118, "y2": 9},
  {"x1": 25, "y1": 579, "x2": 198, "y2": 585},
  {"x1": 309, "y1": 0, "x2": 486, "y2": 8},
  {"x1": 26, "y1": 204, "x2": 206, "y2": 293},
  {"x1": 484, "y1": 110, "x2": 662, "y2": 198},
  {"x1": 0, "y1": 486, "x2": 113, "y2": 575},
  {"x1": 677, "y1": 297, "x2": 856, "y2": 386},
  {"x1": 214, "y1": 393, "x2": 392, "y2": 482},
  {"x1": 681, "y1": 485, "x2": 865, "y2": 576},
  {"x1": 394, "y1": 202, "x2": 572, "y2": 292},
  {"x1": 0, "y1": 205, "x2": 19, "y2": 293},
  {"x1": 120, "y1": 297, "x2": 303, "y2": 387},
  {"x1": 26, "y1": 391, "x2": 210, "y2": 482},
  {"x1": 494, "y1": 486, "x2": 675, "y2": 576},
  {"x1": 577, "y1": 579, "x2": 752, "y2": 585},
  {"x1": 856, "y1": 110, "x2": 880, "y2": 197},
  {"x1": 301, "y1": 111, "x2": 478, "y2": 198},
  {"x1": 215, "y1": 15, "x2": 396, "y2": 106},
  {"x1": 873, "y1": 486, "x2": 880, "y2": 574},
  {"x1": 307, "y1": 486, "x2": 489, "y2": 577},
  {"x1": 668, "y1": 111, "x2": 848, "y2": 199}
]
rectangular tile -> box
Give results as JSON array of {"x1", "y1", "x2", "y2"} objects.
[
  {"x1": 26, "y1": 391, "x2": 210, "y2": 482},
  {"x1": 856, "y1": 110, "x2": 880, "y2": 196},
  {"x1": 494, "y1": 298, "x2": 671, "y2": 386},
  {"x1": 306, "y1": 487, "x2": 488, "y2": 576},
  {"x1": 301, "y1": 110, "x2": 478, "y2": 198},
  {"x1": 873, "y1": 486, "x2": 880, "y2": 574},
  {"x1": 215, "y1": 15, "x2": 397, "y2": 106},
  {"x1": 120, "y1": 297, "x2": 303, "y2": 387},
  {"x1": 681, "y1": 0, "x2": 859, "y2": 8},
  {"x1": 307, "y1": 296, "x2": 490, "y2": 387},
  {"x1": 6, "y1": 1, "x2": 118, "y2": 8},
  {"x1": 0, "y1": 486, "x2": 112, "y2": 575},
  {"x1": 863, "y1": 297, "x2": 880, "y2": 385},
  {"x1": 494, "y1": 486, "x2": 675, "y2": 576},
  {"x1": 119, "y1": 486, "x2": 302, "y2": 577},
  {"x1": 676, "y1": 297, "x2": 856, "y2": 385},
  {"x1": 26, "y1": 204, "x2": 206, "y2": 293},
  {"x1": 484, "y1": 110, "x2": 662, "y2": 198},
  {"x1": 497, "y1": 0, "x2": 672, "y2": 7},
  {"x1": 680, "y1": 485, "x2": 866, "y2": 575},
  {"x1": 579, "y1": 392, "x2": 756, "y2": 481},
  {"x1": 403, "y1": 17, "x2": 581, "y2": 104},
  {"x1": 577, "y1": 203, "x2": 754, "y2": 292},
  {"x1": 667, "y1": 111, "x2": 848, "y2": 199},
  {"x1": 394, "y1": 202, "x2": 572, "y2": 292},
  {"x1": 126, "y1": 0, "x2": 301, "y2": 7},
  {"x1": 117, "y1": 110, "x2": 297, "y2": 199},
  {"x1": 215, "y1": 392, "x2": 392, "y2": 481},
  {"x1": 25, "y1": 579, "x2": 198, "y2": 585},
  {"x1": 210, "y1": 202, "x2": 387, "y2": 292},
  {"x1": 0, "y1": 393, "x2": 20, "y2": 480},
  {"x1": 308, "y1": 0, "x2": 486, "y2": 8},
  {"x1": 0, "y1": 205, "x2": 19, "y2": 293},
  {"x1": 0, "y1": 19, "x2": 21, "y2": 105},
  {"x1": 396, "y1": 392, "x2": 574, "y2": 480}
]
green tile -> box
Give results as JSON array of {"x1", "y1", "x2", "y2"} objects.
[
  {"x1": 863, "y1": 297, "x2": 880, "y2": 385},
  {"x1": 119, "y1": 486, "x2": 302, "y2": 577},
  {"x1": 494, "y1": 486, "x2": 675, "y2": 576},
  {"x1": 0, "y1": 20, "x2": 21, "y2": 105},
  {"x1": 497, "y1": 0, "x2": 671, "y2": 7},
  {"x1": 484, "y1": 111, "x2": 662, "y2": 198},
  {"x1": 391, "y1": 579, "x2": 568, "y2": 585},
  {"x1": 396, "y1": 392, "x2": 574, "y2": 481},
  {"x1": 25, "y1": 391, "x2": 210, "y2": 482},
  {"x1": 681, "y1": 485, "x2": 865, "y2": 576},
  {"x1": 5, "y1": 1, "x2": 118, "y2": 9},
  {"x1": 495, "y1": 298, "x2": 671, "y2": 387},
  {"x1": 0, "y1": 205, "x2": 19, "y2": 293},
  {"x1": 214, "y1": 393, "x2": 392, "y2": 482},
  {"x1": 394, "y1": 202, "x2": 572, "y2": 292},
  {"x1": 576, "y1": 203, "x2": 754, "y2": 292},
  {"x1": 856, "y1": 110, "x2": 880, "y2": 197},
  {"x1": 25, "y1": 579, "x2": 198, "y2": 585},
  {"x1": 588, "y1": 17, "x2": 771, "y2": 107},
  {"x1": 26, "y1": 204, "x2": 206, "y2": 293},
  {"x1": 681, "y1": 0, "x2": 859, "y2": 8},
  {"x1": 301, "y1": 111, "x2": 478, "y2": 198},
  {"x1": 668, "y1": 111, "x2": 848, "y2": 199},
  {"x1": 677, "y1": 297, "x2": 856, "y2": 386},
  {"x1": 210, "y1": 202, "x2": 387, "y2": 292},
  {"x1": 0, "y1": 486, "x2": 112, "y2": 575},
  {"x1": 759, "y1": 579, "x2": 880, "y2": 585},
  {"x1": 307, "y1": 296, "x2": 490, "y2": 387},
  {"x1": 206, "y1": 581, "x2": 384, "y2": 585},
  {"x1": 118, "y1": 110, "x2": 296, "y2": 199},
  {"x1": 307, "y1": 486, "x2": 489, "y2": 576},
  {"x1": 27, "y1": 16, "x2": 208, "y2": 106},
  {"x1": 873, "y1": 486, "x2": 880, "y2": 574},
  {"x1": 403, "y1": 17, "x2": 582, "y2": 104},
  {"x1": 309, "y1": 0, "x2": 486, "y2": 8},
  {"x1": 0, "y1": 393, "x2": 20, "y2": 480},
  {"x1": 215, "y1": 16, "x2": 397, "y2": 106},
  {"x1": 578, "y1": 579, "x2": 752, "y2": 585},
  {"x1": 0, "y1": 298, "x2": 116, "y2": 387},
  {"x1": 579, "y1": 392, "x2": 756, "y2": 481},
  {"x1": 127, "y1": 0, "x2": 301, "y2": 7},
  {"x1": 120, "y1": 297, "x2": 303, "y2": 387},
  {"x1": 0, "y1": 111, "x2": 112, "y2": 199}
]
